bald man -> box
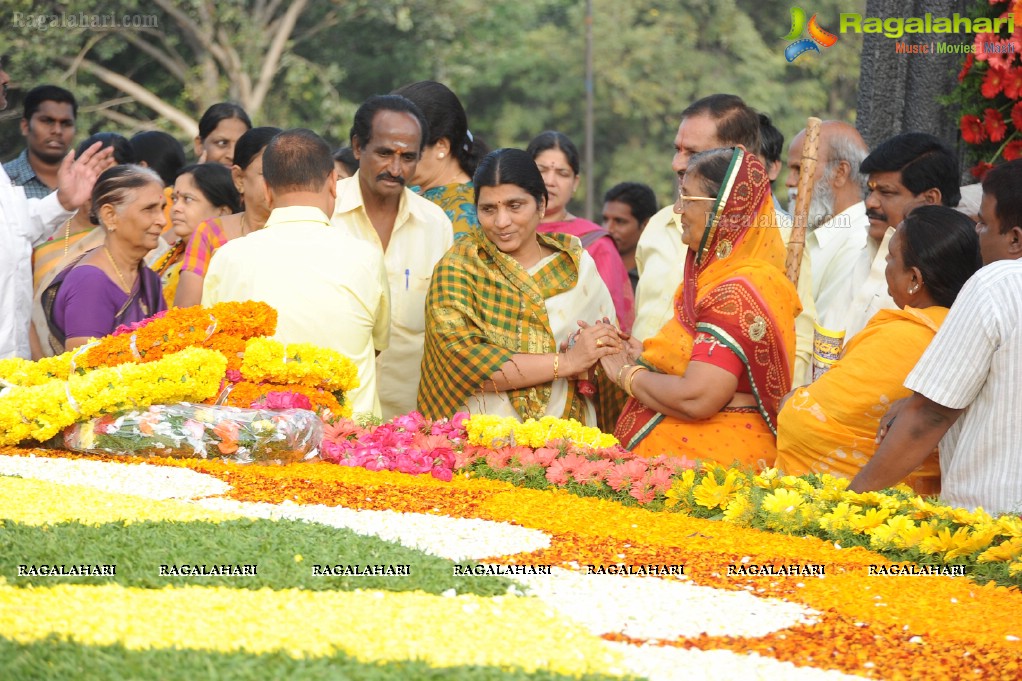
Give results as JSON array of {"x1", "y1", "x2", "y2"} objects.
[{"x1": 785, "y1": 122, "x2": 870, "y2": 325}]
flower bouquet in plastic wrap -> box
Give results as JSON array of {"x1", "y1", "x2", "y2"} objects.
[{"x1": 63, "y1": 403, "x2": 323, "y2": 465}]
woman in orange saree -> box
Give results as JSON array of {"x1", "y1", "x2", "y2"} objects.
[{"x1": 605, "y1": 148, "x2": 800, "y2": 468}]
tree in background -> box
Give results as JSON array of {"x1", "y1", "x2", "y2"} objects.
[{"x1": 2, "y1": 0, "x2": 864, "y2": 211}]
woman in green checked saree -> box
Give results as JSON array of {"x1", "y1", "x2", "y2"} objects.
[{"x1": 418, "y1": 149, "x2": 625, "y2": 428}]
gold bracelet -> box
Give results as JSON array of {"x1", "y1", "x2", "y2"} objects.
[
  {"x1": 624, "y1": 365, "x2": 647, "y2": 397},
  {"x1": 553, "y1": 352, "x2": 560, "y2": 381},
  {"x1": 616, "y1": 363, "x2": 632, "y2": 386}
]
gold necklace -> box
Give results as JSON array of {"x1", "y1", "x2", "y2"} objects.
[
  {"x1": 103, "y1": 246, "x2": 133, "y2": 293},
  {"x1": 61, "y1": 218, "x2": 73, "y2": 256}
]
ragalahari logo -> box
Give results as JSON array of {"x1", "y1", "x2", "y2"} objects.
[{"x1": 783, "y1": 7, "x2": 838, "y2": 62}]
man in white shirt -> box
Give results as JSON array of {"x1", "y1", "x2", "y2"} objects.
[
  {"x1": 844, "y1": 133, "x2": 960, "y2": 339},
  {"x1": 633, "y1": 94, "x2": 816, "y2": 386},
  {"x1": 785, "y1": 122, "x2": 869, "y2": 379},
  {"x1": 0, "y1": 56, "x2": 113, "y2": 359},
  {"x1": 852, "y1": 159, "x2": 1022, "y2": 515},
  {"x1": 331, "y1": 95, "x2": 453, "y2": 419},
  {"x1": 203, "y1": 129, "x2": 391, "y2": 417}
]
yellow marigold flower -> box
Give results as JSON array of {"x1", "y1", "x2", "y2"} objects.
[
  {"x1": 464, "y1": 415, "x2": 617, "y2": 449},
  {"x1": 664, "y1": 469, "x2": 697, "y2": 509},
  {"x1": 761, "y1": 488, "x2": 806, "y2": 515},
  {"x1": 919, "y1": 526, "x2": 992, "y2": 561},
  {"x1": 996, "y1": 515, "x2": 1022, "y2": 538},
  {"x1": 817, "y1": 502, "x2": 859, "y2": 533},
  {"x1": 977, "y1": 537, "x2": 1022, "y2": 564},
  {"x1": 897, "y1": 519, "x2": 938, "y2": 549},
  {"x1": 722, "y1": 492, "x2": 754, "y2": 526},
  {"x1": 849, "y1": 507, "x2": 892, "y2": 533},
  {"x1": 842, "y1": 490, "x2": 887, "y2": 507},
  {"x1": 753, "y1": 467, "x2": 781, "y2": 489},
  {"x1": 693, "y1": 470, "x2": 741, "y2": 510},
  {"x1": 868, "y1": 514, "x2": 916, "y2": 550},
  {"x1": 240, "y1": 338, "x2": 359, "y2": 392}
]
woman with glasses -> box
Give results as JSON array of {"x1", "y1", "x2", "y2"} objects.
[{"x1": 603, "y1": 147, "x2": 800, "y2": 468}]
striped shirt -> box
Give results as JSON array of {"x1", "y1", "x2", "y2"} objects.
[{"x1": 905, "y1": 259, "x2": 1022, "y2": 515}]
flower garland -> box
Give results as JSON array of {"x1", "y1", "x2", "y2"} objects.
[
  {"x1": 77, "y1": 301, "x2": 276, "y2": 371},
  {"x1": 221, "y1": 381, "x2": 345, "y2": 418},
  {"x1": 950, "y1": 0, "x2": 1022, "y2": 175},
  {"x1": 0, "y1": 348, "x2": 226, "y2": 446},
  {"x1": 464, "y1": 414, "x2": 619, "y2": 449},
  {"x1": 0, "y1": 353, "x2": 75, "y2": 388},
  {"x1": 239, "y1": 338, "x2": 359, "y2": 393}
]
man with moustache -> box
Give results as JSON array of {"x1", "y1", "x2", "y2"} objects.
[
  {"x1": 601, "y1": 181, "x2": 658, "y2": 292},
  {"x1": 0, "y1": 57, "x2": 113, "y2": 359},
  {"x1": 852, "y1": 160, "x2": 1022, "y2": 515},
  {"x1": 633, "y1": 94, "x2": 816, "y2": 386},
  {"x1": 785, "y1": 122, "x2": 870, "y2": 379},
  {"x1": 844, "y1": 133, "x2": 960, "y2": 340},
  {"x1": 4, "y1": 85, "x2": 77, "y2": 198},
  {"x1": 331, "y1": 95, "x2": 453, "y2": 419}
]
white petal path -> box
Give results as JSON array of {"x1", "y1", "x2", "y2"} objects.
[
  {"x1": 511, "y1": 567, "x2": 818, "y2": 640},
  {"x1": 0, "y1": 454, "x2": 229, "y2": 500},
  {"x1": 2, "y1": 454, "x2": 862, "y2": 680},
  {"x1": 193, "y1": 497, "x2": 551, "y2": 563}
]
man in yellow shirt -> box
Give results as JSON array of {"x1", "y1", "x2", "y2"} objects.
[
  {"x1": 331, "y1": 95, "x2": 454, "y2": 419},
  {"x1": 634, "y1": 94, "x2": 816, "y2": 386},
  {"x1": 202, "y1": 129, "x2": 391, "y2": 417}
]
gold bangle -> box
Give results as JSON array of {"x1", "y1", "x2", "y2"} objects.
[
  {"x1": 553, "y1": 352, "x2": 560, "y2": 381},
  {"x1": 616, "y1": 363, "x2": 632, "y2": 386},
  {"x1": 624, "y1": 365, "x2": 647, "y2": 397}
]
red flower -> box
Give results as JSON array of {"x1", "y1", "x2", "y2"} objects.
[
  {"x1": 1004, "y1": 139, "x2": 1022, "y2": 161},
  {"x1": 982, "y1": 66, "x2": 1007, "y2": 98},
  {"x1": 959, "y1": 53, "x2": 975, "y2": 82},
  {"x1": 985, "y1": 108, "x2": 1008, "y2": 142},
  {"x1": 970, "y1": 161, "x2": 995, "y2": 179},
  {"x1": 961, "y1": 114, "x2": 988, "y2": 144},
  {"x1": 1004, "y1": 67, "x2": 1022, "y2": 99},
  {"x1": 1013, "y1": 101, "x2": 1022, "y2": 132}
]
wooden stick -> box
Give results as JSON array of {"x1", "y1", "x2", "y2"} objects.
[{"x1": 785, "y1": 116, "x2": 822, "y2": 285}]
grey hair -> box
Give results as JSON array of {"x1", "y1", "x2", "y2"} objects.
[
  {"x1": 825, "y1": 133, "x2": 869, "y2": 197},
  {"x1": 89, "y1": 164, "x2": 163, "y2": 226}
]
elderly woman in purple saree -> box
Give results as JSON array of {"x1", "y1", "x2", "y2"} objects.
[{"x1": 42, "y1": 165, "x2": 168, "y2": 353}]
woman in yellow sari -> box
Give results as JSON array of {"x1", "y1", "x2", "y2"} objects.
[
  {"x1": 775, "y1": 206, "x2": 981, "y2": 493},
  {"x1": 605, "y1": 148, "x2": 800, "y2": 468}
]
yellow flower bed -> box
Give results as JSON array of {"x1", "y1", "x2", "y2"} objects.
[{"x1": 465, "y1": 414, "x2": 618, "y2": 449}]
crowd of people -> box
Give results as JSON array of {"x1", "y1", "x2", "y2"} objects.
[{"x1": 1, "y1": 57, "x2": 1019, "y2": 516}]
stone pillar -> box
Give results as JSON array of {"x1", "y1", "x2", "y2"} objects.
[{"x1": 855, "y1": 0, "x2": 972, "y2": 150}]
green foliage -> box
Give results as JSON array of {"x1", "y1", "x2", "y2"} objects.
[
  {"x1": 0, "y1": 518, "x2": 515, "y2": 596},
  {"x1": 2, "y1": 0, "x2": 864, "y2": 207},
  {"x1": 0, "y1": 636, "x2": 636, "y2": 681}
]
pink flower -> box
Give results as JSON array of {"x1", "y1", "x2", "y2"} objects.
[
  {"x1": 545, "y1": 458, "x2": 571, "y2": 485},
  {"x1": 532, "y1": 447, "x2": 560, "y2": 467},
  {"x1": 605, "y1": 459, "x2": 648, "y2": 492},
  {"x1": 430, "y1": 466, "x2": 453, "y2": 482},
  {"x1": 225, "y1": 369, "x2": 243, "y2": 383},
  {"x1": 182, "y1": 419, "x2": 205, "y2": 440},
  {"x1": 645, "y1": 466, "x2": 674, "y2": 493},
  {"x1": 251, "y1": 391, "x2": 313, "y2": 411},
  {"x1": 572, "y1": 459, "x2": 613, "y2": 484},
  {"x1": 392, "y1": 411, "x2": 427, "y2": 432},
  {"x1": 629, "y1": 480, "x2": 656, "y2": 505},
  {"x1": 112, "y1": 310, "x2": 167, "y2": 336},
  {"x1": 322, "y1": 418, "x2": 363, "y2": 443},
  {"x1": 485, "y1": 447, "x2": 514, "y2": 469}
]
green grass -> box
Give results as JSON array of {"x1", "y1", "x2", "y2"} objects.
[
  {"x1": 0, "y1": 636, "x2": 641, "y2": 681},
  {"x1": 0, "y1": 518, "x2": 514, "y2": 596}
]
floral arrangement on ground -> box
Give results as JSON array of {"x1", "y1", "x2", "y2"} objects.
[{"x1": 3, "y1": 425, "x2": 1021, "y2": 679}]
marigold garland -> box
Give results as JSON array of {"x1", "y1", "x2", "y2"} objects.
[
  {"x1": 0, "y1": 348, "x2": 227, "y2": 446},
  {"x1": 240, "y1": 338, "x2": 359, "y2": 393},
  {"x1": 0, "y1": 353, "x2": 75, "y2": 388},
  {"x1": 222, "y1": 381, "x2": 347, "y2": 418},
  {"x1": 77, "y1": 301, "x2": 276, "y2": 370}
]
